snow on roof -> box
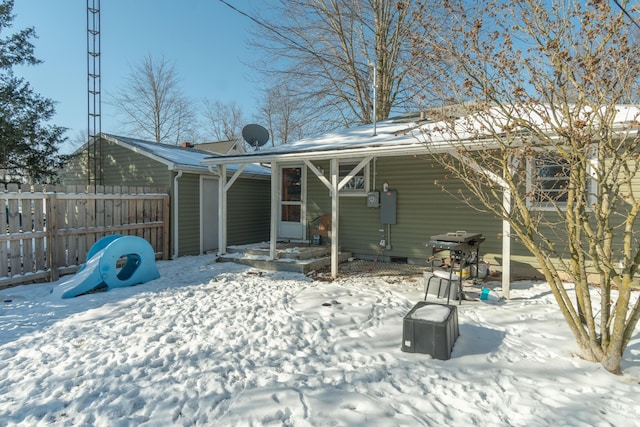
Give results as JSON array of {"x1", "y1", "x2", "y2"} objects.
[
  {"x1": 103, "y1": 134, "x2": 269, "y2": 176},
  {"x1": 201, "y1": 117, "x2": 427, "y2": 165},
  {"x1": 202, "y1": 104, "x2": 640, "y2": 165}
]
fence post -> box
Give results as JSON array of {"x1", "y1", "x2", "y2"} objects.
[
  {"x1": 48, "y1": 191, "x2": 59, "y2": 282},
  {"x1": 163, "y1": 194, "x2": 170, "y2": 260}
]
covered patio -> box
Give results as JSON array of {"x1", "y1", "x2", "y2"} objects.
[{"x1": 203, "y1": 113, "x2": 513, "y2": 298}]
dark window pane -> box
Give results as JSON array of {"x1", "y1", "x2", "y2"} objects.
[
  {"x1": 339, "y1": 163, "x2": 365, "y2": 191},
  {"x1": 282, "y1": 167, "x2": 301, "y2": 201}
]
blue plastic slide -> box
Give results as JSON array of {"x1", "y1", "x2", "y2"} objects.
[{"x1": 51, "y1": 235, "x2": 160, "y2": 299}]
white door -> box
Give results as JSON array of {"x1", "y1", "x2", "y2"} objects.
[
  {"x1": 201, "y1": 177, "x2": 218, "y2": 253},
  {"x1": 278, "y1": 165, "x2": 305, "y2": 240}
]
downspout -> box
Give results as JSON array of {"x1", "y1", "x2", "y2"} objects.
[{"x1": 173, "y1": 170, "x2": 183, "y2": 259}]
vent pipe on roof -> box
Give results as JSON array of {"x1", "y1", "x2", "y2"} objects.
[{"x1": 369, "y1": 62, "x2": 377, "y2": 137}]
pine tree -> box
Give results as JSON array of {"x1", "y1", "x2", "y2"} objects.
[{"x1": 0, "y1": 0, "x2": 67, "y2": 184}]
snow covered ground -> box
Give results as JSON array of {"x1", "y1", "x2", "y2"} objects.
[{"x1": 0, "y1": 254, "x2": 639, "y2": 426}]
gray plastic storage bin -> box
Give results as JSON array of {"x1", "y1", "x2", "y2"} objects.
[{"x1": 401, "y1": 301, "x2": 459, "y2": 360}]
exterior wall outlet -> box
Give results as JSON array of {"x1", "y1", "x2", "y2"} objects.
[{"x1": 379, "y1": 239, "x2": 386, "y2": 247}]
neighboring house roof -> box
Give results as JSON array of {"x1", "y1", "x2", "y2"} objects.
[
  {"x1": 202, "y1": 105, "x2": 640, "y2": 165},
  {"x1": 193, "y1": 140, "x2": 245, "y2": 155},
  {"x1": 101, "y1": 134, "x2": 269, "y2": 177}
]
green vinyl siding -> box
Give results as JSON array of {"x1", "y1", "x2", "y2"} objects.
[
  {"x1": 306, "y1": 160, "x2": 333, "y2": 225},
  {"x1": 100, "y1": 140, "x2": 170, "y2": 187},
  {"x1": 58, "y1": 151, "x2": 89, "y2": 185},
  {"x1": 306, "y1": 156, "x2": 517, "y2": 263},
  {"x1": 60, "y1": 139, "x2": 171, "y2": 188},
  {"x1": 227, "y1": 177, "x2": 271, "y2": 245},
  {"x1": 60, "y1": 137, "x2": 271, "y2": 257},
  {"x1": 176, "y1": 173, "x2": 201, "y2": 256}
]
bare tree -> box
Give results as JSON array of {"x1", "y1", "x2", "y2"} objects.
[
  {"x1": 412, "y1": 0, "x2": 640, "y2": 374},
  {"x1": 249, "y1": 0, "x2": 426, "y2": 130},
  {"x1": 257, "y1": 83, "x2": 306, "y2": 146},
  {"x1": 201, "y1": 99, "x2": 245, "y2": 143},
  {"x1": 111, "y1": 54, "x2": 196, "y2": 144}
]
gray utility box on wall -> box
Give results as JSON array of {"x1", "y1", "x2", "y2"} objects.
[
  {"x1": 367, "y1": 191, "x2": 380, "y2": 208},
  {"x1": 380, "y1": 190, "x2": 397, "y2": 224},
  {"x1": 401, "y1": 301, "x2": 459, "y2": 360}
]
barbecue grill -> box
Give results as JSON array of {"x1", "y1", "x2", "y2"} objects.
[{"x1": 426, "y1": 232, "x2": 485, "y2": 302}]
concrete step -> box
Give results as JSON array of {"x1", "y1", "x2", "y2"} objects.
[{"x1": 220, "y1": 243, "x2": 350, "y2": 274}]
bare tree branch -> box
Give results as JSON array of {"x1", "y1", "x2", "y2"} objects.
[
  {"x1": 413, "y1": 0, "x2": 640, "y2": 374},
  {"x1": 247, "y1": 0, "x2": 428, "y2": 132},
  {"x1": 110, "y1": 54, "x2": 196, "y2": 144},
  {"x1": 202, "y1": 99, "x2": 246, "y2": 143}
]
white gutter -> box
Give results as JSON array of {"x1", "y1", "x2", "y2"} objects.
[
  {"x1": 173, "y1": 170, "x2": 183, "y2": 259},
  {"x1": 201, "y1": 121, "x2": 638, "y2": 167},
  {"x1": 202, "y1": 140, "x2": 496, "y2": 165}
]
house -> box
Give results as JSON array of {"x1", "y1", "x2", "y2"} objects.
[
  {"x1": 60, "y1": 133, "x2": 271, "y2": 257},
  {"x1": 201, "y1": 106, "x2": 640, "y2": 298},
  {"x1": 190, "y1": 139, "x2": 245, "y2": 155}
]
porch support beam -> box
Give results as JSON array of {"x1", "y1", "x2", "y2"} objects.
[
  {"x1": 502, "y1": 189, "x2": 511, "y2": 299},
  {"x1": 305, "y1": 160, "x2": 332, "y2": 190},
  {"x1": 448, "y1": 150, "x2": 512, "y2": 298},
  {"x1": 338, "y1": 156, "x2": 372, "y2": 191},
  {"x1": 270, "y1": 161, "x2": 279, "y2": 260},
  {"x1": 330, "y1": 158, "x2": 339, "y2": 277},
  {"x1": 224, "y1": 163, "x2": 247, "y2": 192},
  {"x1": 307, "y1": 156, "x2": 373, "y2": 278},
  {"x1": 218, "y1": 164, "x2": 227, "y2": 255}
]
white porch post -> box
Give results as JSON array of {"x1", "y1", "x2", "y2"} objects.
[
  {"x1": 448, "y1": 151, "x2": 513, "y2": 298},
  {"x1": 270, "y1": 161, "x2": 278, "y2": 260},
  {"x1": 502, "y1": 189, "x2": 511, "y2": 299},
  {"x1": 218, "y1": 164, "x2": 227, "y2": 255},
  {"x1": 330, "y1": 158, "x2": 339, "y2": 278}
]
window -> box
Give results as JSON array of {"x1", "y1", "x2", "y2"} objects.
[
  {"x1": 528, "y1": 155, "x2": 579, "y2": 210},
  {"x1": 339, "y1": 160, "x2": 369, "y2": 195}
]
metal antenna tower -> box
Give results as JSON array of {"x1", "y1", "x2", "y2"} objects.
[{"x1": 87, "y1": 0, "x2": 101, "y2": 186}]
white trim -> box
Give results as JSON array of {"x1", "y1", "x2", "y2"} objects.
[
  {"x1": 270, "y1": 162, "x2": 278, "y2": 259},
  {"x1": 449, "y1": 150, "x2": 512, "y2": 298},
  {"x1": 218, "y1": 164, "x2": 227, "y2": 255},
  {"x1": 330, "y1": 158, "x2": 339, "y2": 277},
  {"x1": 277, "y1": 164, "x2": 306, "y2": 240},
  {"x1": 502, "y1": 190, "x2": 511, "y2": 299}
]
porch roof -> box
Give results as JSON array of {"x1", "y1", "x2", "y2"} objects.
[
  {"x1": 201, "y1": 104, "x2": 640, "y2": 166},
  {"x1": 201, "y1": 113, "x2": 448, "y2": 165}
]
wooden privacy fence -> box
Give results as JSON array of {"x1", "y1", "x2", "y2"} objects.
[{"x1": 0, "y1": 184, "x2": 170, "y2": 289}]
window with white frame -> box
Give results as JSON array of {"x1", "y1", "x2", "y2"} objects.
[
  {"x1": 339, "y1": 160, "x2": 369, "y2": 195},
  {"x1": 528, "y1": 155, "x2": 572, "y2": 210}
]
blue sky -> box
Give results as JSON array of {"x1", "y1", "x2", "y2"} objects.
[{"x1": 12, "y1": 1, "x2": 263, "y2": 151}]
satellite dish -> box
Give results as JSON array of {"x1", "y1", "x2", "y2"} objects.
[{"x1": 242, "y1": 124, "x2": 269, "y2": 149}]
